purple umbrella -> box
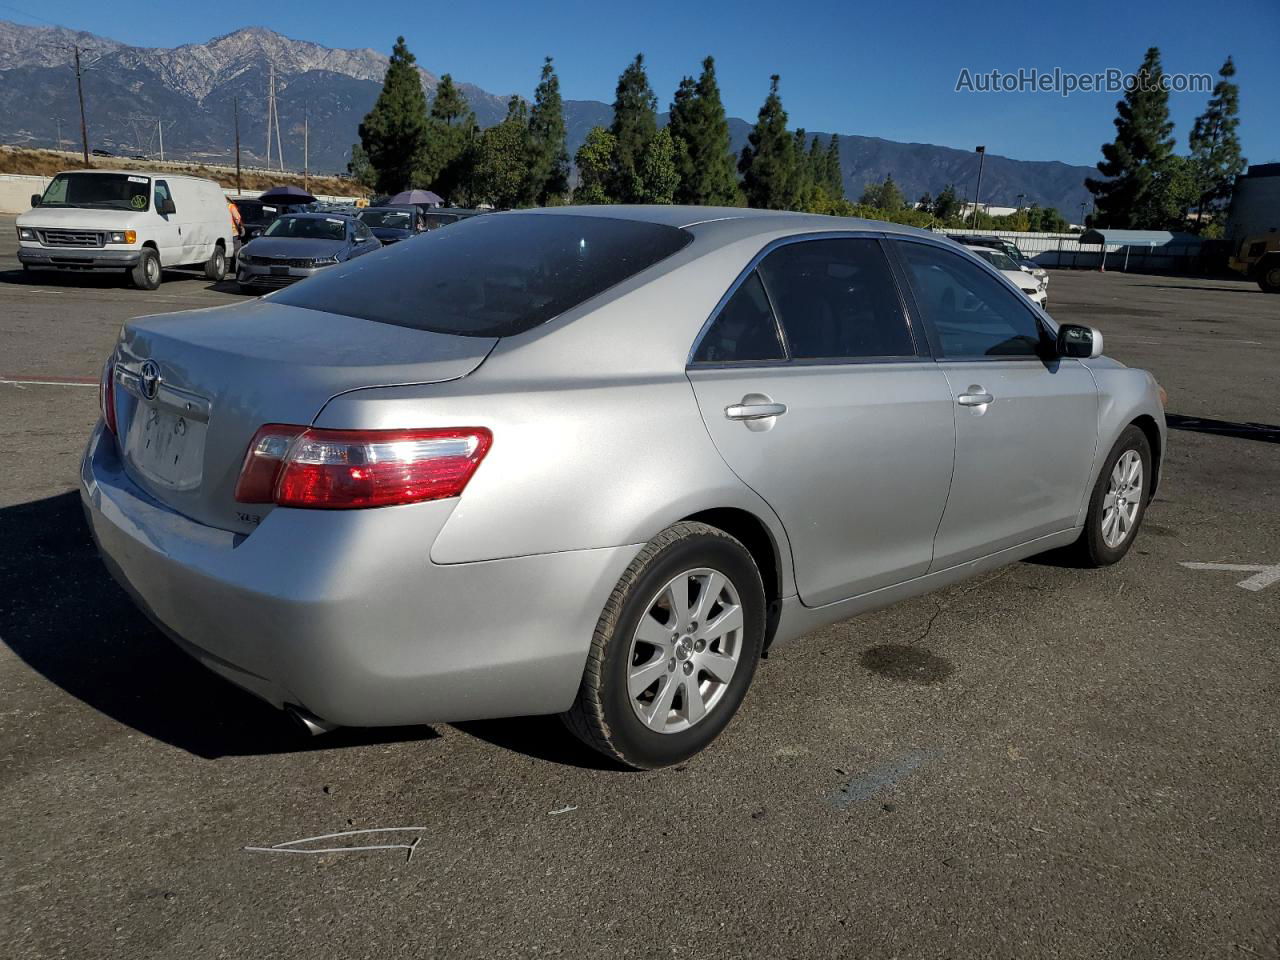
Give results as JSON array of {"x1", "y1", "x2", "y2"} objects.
[
  {"x1": 389, "y1": 189, "x2": 443, "y2": 207},
  {"x1": 259, "y1": 185, "x2": 317, "y2": 204}
]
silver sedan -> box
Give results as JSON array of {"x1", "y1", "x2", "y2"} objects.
[{"x1": 81, "y1": 207, "x2": 1166, "y2": 768}]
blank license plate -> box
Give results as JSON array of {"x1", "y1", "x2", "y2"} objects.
[
  {"x1": 125, "y1": 403, "x2": 206, "y2": 490},
  {"x1": 270, "y1": 265, "x2": 289, "y2": 275}
]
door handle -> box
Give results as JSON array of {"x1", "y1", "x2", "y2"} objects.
[
  {"x1": 725, "y1": 401, "x2": 788, "y2": 421},
  {"x1": 956, "y1": 388, "x2": 994, "y2": 407}
]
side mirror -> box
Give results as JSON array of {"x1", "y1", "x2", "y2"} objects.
[
  {"x1": 30, "y1": 193, "x2": 42, "y2": 208},
  {"x1": 1057, "y1": 324, "x2": 1104, "y2": 359},
  {"x1": 159, "y1": 198, "x2": 176, "y2": 215}
]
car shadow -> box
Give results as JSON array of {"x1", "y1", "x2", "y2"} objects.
[
  {"x1": 1166, "y1": 413, "x2": 1280, "y2": 444},
  {"x1": 0, "y1": 491, "x2": 439, "y2": 759},
  {"x1": 451, "y1": 717, "x2": 630, "y2": 772}
]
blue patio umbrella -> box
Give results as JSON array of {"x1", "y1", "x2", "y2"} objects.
[{"x1": 389, "y1": 189, "x2": 443, "y2": 207}]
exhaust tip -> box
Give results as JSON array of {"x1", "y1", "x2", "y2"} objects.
[{"x1": 285, "y1": 705, "x2": 338, "y2": 737}]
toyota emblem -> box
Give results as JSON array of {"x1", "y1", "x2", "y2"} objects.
[{"x1": 139, "y1": 359, "x2": 162, "y2": 401}]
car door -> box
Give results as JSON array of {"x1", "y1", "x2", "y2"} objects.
[
  {"x1": 891, "y1": 238, "x2": 1098, "y2": 569},
  {"x1": 150, "y1": 180, "x2": 182, "y2": 265},
  {"x1": 687, "y1": 235, "x2": 957, "y2": 607}
]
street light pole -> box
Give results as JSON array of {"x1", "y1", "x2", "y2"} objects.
[
  {"x1": 73, "y1": 45, "x2": 89, "y2": 166},
  {"x1": 234, "y1": 97, "x2": 242, "y2": 195},
  {"x1": 970, "y1": 145, "x2": 986, "y2": 229}
]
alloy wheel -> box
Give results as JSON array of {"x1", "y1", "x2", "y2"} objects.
[
  {"x1": 626, "y1": 567, "x2": 744, "y2": 734},
  {"x1": 1101, "y1": 449, "x2": 1143, "y2": 548}
]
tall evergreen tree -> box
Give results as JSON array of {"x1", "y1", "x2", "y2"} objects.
[
  {"x1": 668, "y1": 57, "x2": 739, "y2": 206},
  {"x1": 422, "y1": 73, "x2": 477, "y2": 202},
  {"x1": 347, "y1": 142, "x2": 377, "y2": 190},
  {"x1": 860, "y1": 175, "x2": 903, "y2": 212},
  {"x1": 527, "y1": 56, "x2": 570, "y2": 205},
  {"x1": 1188, "y1": 56, "x2": 1245, "y2": 222},
  {"x1": 822, "y1": 135, "x2": 844, "y2": 200},
  {"x1": 358, "y1": 36, "x2": 431, "y2": 194},
  {"x1": 609, "y1": 54, "x2": 659, "y2": 203},
  {"x1": 472, "y1": 97, "x2": 531, "y2": 209},
  {"x1": 739, "y1": 75, "x2": 797, "y2": 210},
  {"x1": 933, "y1": 183, "x2": 961, "y2": 220},
  {"x1": 1086, "y1": 47, "x2": 1176, "y2": 228},
  {"x1": 573, "y1": 126, "x2": 617, "y2": 204},
  {"x1": 792, "y1": 128, "x2": 815, "y2": 209}
]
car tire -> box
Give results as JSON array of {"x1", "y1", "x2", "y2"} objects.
[
  {"x1": 130, "y1": 248, "x2": 161, "y2": 290},
  {"x1": 203, "y1": 244, "x2": 227, "y2": 281},
  {"x1": 563, "y1": 521, "x2": 766, "y2": 769},
  {"x1": 1069, "y1": 425, "x2": 1152, "y2": 567},
  {"x1": 1257, "y1": 259, "x2": 1280, "y2": 294}
]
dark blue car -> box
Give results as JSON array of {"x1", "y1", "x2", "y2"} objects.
[{"x1": 356, "y1": 205, "x2": 425, "y2": 245}]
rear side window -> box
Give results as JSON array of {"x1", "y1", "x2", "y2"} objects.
[
  {"x1": 895, "y1": 240, "x2": 1045, "y2": 358},
  {"x1": 692, "y1": 271, "x2": 785, "y2": 363},
  {"x1": 757, "y1": 238, "x2": 915, "y2": 360},
  {"x1": 273, "y1": 213, "x2": 691, "y2": 337}
]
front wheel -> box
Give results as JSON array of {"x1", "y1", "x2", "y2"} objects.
[
  {"x1": 1257, "y1": 259, "x2": 1280, "y2": 294},
  {"x1": 1069, "y1": 425, "x2": 1153, "y2": 566},
  {"x1": 563, "y1": 521, "x2": 766, "y2": 769},
  {"x1": 130, "y1": 248, "x2": 161, "y2": 290}
]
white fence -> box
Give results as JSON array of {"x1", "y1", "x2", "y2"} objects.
[{"x1": 939, "y1": 227, "x2": 1205, "y2": 273}]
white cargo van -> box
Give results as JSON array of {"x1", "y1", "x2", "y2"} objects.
[{"x1": 16, "y1": 170, "x2": 236, "y2": 290}]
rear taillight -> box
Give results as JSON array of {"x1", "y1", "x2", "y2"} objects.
[
  {"x1": 99, "y1": 360, "x2": 118, "y2": 435},
  {"x1": 235, "y1": 425, "x2": 492, "y2": 509}
]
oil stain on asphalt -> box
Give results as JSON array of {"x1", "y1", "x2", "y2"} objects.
[{"x1": 860, "y1": 645, "x2": 954, "y2": 683}]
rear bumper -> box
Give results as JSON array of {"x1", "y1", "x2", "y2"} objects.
[
  {"x1": 80, "y1": 422, "x2": 637, "y2": 727},
  {"x1": 19, "y1": 246, "x2": 141, "y2": 270}
]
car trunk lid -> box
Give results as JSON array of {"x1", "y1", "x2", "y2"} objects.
[{"x1": 111, "y1": 299, "x2": 496, "y2": 533}]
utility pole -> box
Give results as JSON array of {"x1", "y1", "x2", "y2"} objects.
[
  {"x1": 54, "y1": 117, "x2": 65, "y2": 153},
  {"x1": 73, "y1": 45, "x2": 89, "y2": 166},
  {"x1": 1016, "y1": 193, "x2": 1025, "y2": 210},
  {"x1": 303, "y1": 102, "x2": 309, "y2": 191},
  {"x1": 970, "y1": 145, "x2": 986, "y2": 229},
  {"x1": 266, "y1": 64, "x2": 275, "y2": 170},
  {"x1": 234, "y1": 97, "x2": 242, "y2": 194},
  {"x1": 157, "y1": 118, "x2": 165, "y2": 162}
]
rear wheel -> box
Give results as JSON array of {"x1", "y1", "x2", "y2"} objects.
[
  {"x1": 203, "y1": 243, "x2": 227, "y2": 281},
  {"x1": 1257, "y1": 258, "x2": 1280, "y2": 294},
  {"x1": 1069, "y1": 425, "x2": 1152, "y2": 566},
  {"x1": 563, "y1": 521, "x2": 766, "y2": 769},
  {"x1": 130, "y1": 248, "x2": 161, "y2": 290}
]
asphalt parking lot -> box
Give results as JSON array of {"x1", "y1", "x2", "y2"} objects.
[{"x1": 2, "y1": 215, "x2": 1277, "y2": 959}]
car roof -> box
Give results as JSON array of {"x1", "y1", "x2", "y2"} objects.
[
  {"x1": 280, "y1": 211, "x2": 355, "y2": 220},
  {"x1": 360, "y1": 205, "x2": 417, "y2": 212},
  {"x1": 508, "y1": 205, "x2": 943, "y2": 246}
]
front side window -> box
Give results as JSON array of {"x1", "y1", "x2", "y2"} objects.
[
  {"x1": 896, "y1": 241, "x2": 1045, "y2": 359},
  {"x1": 692, "y1": 271, "x2": 784, "y2": 363},
  {"x1": 40, "y1": 173, "x2": 151, "y2": 211},
  {"x1": 756, "y1": 238, "x2": 916, "y2": 360},
  {"x1": 272, "y1": 213, "x2": 692, "y2": 337},
  {"x1": 154, "y1": 180, "x2": 173, "y2": 213}
]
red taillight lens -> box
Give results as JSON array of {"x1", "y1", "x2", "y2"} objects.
[
  {"x1": 234, "y1": 425, "x2": 492, "y2": 509},
  {"x1": 99, "y1": 360, "x2": 118, "y2": 435}
]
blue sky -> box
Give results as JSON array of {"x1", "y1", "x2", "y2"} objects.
[{"x1": 3, "y1": 0, "x2": 1276, "y2": 167}]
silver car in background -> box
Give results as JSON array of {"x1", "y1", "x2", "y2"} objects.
[{"x1": 81, "y1": 207, "x2": 1166, "y2": 768}]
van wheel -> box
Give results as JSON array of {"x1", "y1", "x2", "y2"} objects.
[
  {"x1": 203, "y1": 244, "x2": 227, "y2": 282},
  {"x1": 131, "y1": 249, "x2": 161, "y2": 290},
  {"x1": 563, "y1": 521, "x2": 766, "y2": 769}
]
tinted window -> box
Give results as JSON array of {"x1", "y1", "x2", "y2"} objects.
[
  {"x1": 273, "y1": 213, "x2": 692, "y2": 337},
  {"x1": 897, "y1": 241, "x2": 1044, "y2": 358},
  {"x1": 693, "y1": 271, "x2": 784, "y2": 363},
  {"x1": 757, "y1": 238, "x2": 914, "y2": 359}
]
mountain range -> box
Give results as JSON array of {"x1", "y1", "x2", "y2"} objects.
[{"x1": 0, "y1": 20, "x2": 1097, "y2": 213}]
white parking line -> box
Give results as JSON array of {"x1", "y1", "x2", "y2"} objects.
[
  {"x1": 0, "y1": 378, "x2": 97, "y2": 388},
  {"x1": 1180, "y1": 562, "x2": 1280, "y2": 592}
]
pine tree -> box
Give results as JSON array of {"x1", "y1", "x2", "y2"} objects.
[
  {"x1": 739, "y1": 75, "x2": 797, "y2": 210},
  {"x1": 860, "y1": 175, "x2": 903, "y2": 212},
  {"x1": 634, "y1": 127, "x2": 680, "y2": 203},
  {"x1": 422, "y1": 73, "x2": 477, "y2": 202},
  {"x1": 1189, "y1": 56, "x2": 1246, "y2": 222},
  {"x1": 609, "y1": 54, "x2": 659, "y2": 203},
  {"x1": 527, "y1": 56, "x2": 570, "y2": 205},
  {"x1": 573, "y1": 126, "x2": 617, "y2": 204},
  {"x1": 472, "y1": 96, "x2": 531, "y2": 209},
  {"x1": 823, "y1": 135, "x2": 844, "y2": 200},
  {"x1": 347, "y1": 142, "x2": 377, "y2": 189},
  {"x1": 1086, "y1": 47, "x2": 1176, "y2": 228},
  {"x1": 792, "y1": 129, "x2": 815, "y2": 209},
  {"x1": 358, "y1": 37, "x2": 431, "y2": 194},
  {"x1": 669, "y1": 57, "x2": 739, "y2": 206}
]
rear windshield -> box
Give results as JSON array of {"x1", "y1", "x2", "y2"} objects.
[
  {"x1": 40, "y1": 172, "x2": 150, "y2": 211},
  {"x1": 360, "y1": 208, "x2": 415, "y2": 229},
  {"x1": 272, "y1": 213, "x2": 693, "y2": 337}
]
